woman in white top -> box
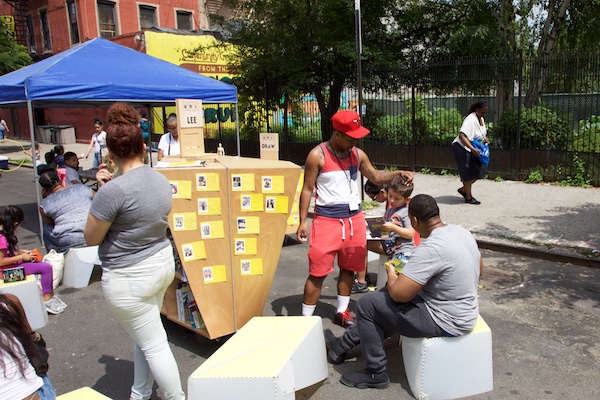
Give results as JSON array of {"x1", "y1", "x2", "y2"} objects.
[
  {"x1": 157, "y1": 114, "x2": 180, "y2": 161},
  {"x1": 0, "y1": 114, "x2": 9, "y2": 141},
  {"x1": 451, "y1": 100, "x2": 490, "y2": 205},
  {"x1": 84, "y1": 119, "x2": 107, "y2": 169},
  {"x1": 0, "y1": 294, "x2": 56, "y2": 400}
]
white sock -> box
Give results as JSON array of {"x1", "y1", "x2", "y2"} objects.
[
  {"x1": 302, "y1": 303, "x2": 316, "y2": 316},
  {"x1": 336, "y1": 295, "x2": 350, "y2": 313}
]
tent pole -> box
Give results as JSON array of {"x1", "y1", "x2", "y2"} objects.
[
  {"x1": 27, "y1": 100, "x2": 45, "y2": 248},
  {"x1": 147, "y1": 104, "x2": 153, "y2": 167},
  {"x1": 235, "y1": 103, "x2": 240, "y2": 156}
]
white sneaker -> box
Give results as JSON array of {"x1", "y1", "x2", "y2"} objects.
[
  {"x1": 45, "y1": 297, "x2": 64, "y2": 315},
  {"x1": 53, "y1": 294, "x2": 67, "y2": 309}
]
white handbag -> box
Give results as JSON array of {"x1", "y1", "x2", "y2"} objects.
[{"x1": 42, "y1": 249, "x2": 65, "y2": 289}]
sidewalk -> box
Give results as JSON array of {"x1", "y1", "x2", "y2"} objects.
[{"x1": 3, "y1": 138, "x2": 599, "y2": 265}]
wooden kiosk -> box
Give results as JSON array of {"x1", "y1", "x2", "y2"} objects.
[{"x1": 156, "y1": 155, "x2": 301, "y2": 339}]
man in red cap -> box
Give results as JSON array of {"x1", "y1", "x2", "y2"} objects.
[{"x1": 297, "y1": 109, "x2": 414, "y2": 327}]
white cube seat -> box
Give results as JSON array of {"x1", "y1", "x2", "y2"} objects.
[
  {"x1": 62, "y1": 246, "x2": 101, "y2": 288},
  {"x1": 401, "y1": 315, "x2": 493, "y2": 400},
  {"x1": 188, "y1": 316, "x2": 328, "y2": 400},
  {"x1": 0, "y1": 275, "x2": 48, "y2": 330}
]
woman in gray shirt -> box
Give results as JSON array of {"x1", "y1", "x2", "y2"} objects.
[{"x1": 84, "y1": 103, "x2": 184, "y2": 400}]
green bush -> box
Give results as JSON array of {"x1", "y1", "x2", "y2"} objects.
[
  {"x1": 573, "y1": 115, "x2": 600, "y2": 153},
  {"x1": 490, "y1": 106, "x2": 571, "y2": 150},
  {"x1": 525, "y1": 169, "x2": 543, "y2": 184}
]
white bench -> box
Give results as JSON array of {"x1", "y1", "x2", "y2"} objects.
[
  {"x1": 401, "y1": 315, "x2": 493, "y2": 400},
  {"x1": 62, "y1": 246, "x2": 101, "y2": 288},
  {"x1": 188, "y1": 316, "x2": 328, "y2": 400},
  {"x1": 0, "y1": 275, "x2": 48, "y2": 330}
]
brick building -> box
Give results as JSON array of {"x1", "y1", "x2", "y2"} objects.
[{"x1": 0, "y1": 0, "x2": 236, "y2": 142}]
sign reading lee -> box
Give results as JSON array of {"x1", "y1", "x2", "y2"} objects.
[
  {"x1": 176, "y1": 99, "x2": 205, "y2": 157},
  {"x1": 178, "y1": 99, "x2": 204, "y2": 128}
]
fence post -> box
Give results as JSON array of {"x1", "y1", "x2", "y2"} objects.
[
  {"x1": 515, "y1": 51, "x2": 523, "y2": 180},
  {"x1": 411, "y1": 54, "x2": 416, "y2": 172}
]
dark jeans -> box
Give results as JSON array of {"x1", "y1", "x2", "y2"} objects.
[{"x1": 339, "y1": 291, "x2": 444, "y2": 373}]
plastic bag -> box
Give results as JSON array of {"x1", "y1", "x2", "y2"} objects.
[
  {"x1": 471, "y1": 140, "x2": 490, "y2": 166},
  {"x1": 42, "y1": 249, "x2": 65, "y2": 289}
]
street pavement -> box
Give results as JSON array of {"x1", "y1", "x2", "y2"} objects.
[{"x1": 1, "y1": 139, "x2": 600, "y2": 399}]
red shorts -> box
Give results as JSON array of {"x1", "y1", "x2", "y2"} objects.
[{"x1": 308, "y1": 214, "x2": 367, "y2": 277}]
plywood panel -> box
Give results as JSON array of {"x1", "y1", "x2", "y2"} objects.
[{"x1": 156, "y1": 155, "x2": 301, "y2": 338}]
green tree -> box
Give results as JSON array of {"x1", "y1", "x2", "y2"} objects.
[
  {"x1": 221, "y1": 0, "x2": 408, "y2": 141},
  {"x1": 0, "y1": 23, "x2": 32, "y2": 75}
]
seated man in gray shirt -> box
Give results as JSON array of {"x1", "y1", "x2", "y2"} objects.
[
  {"x1": 64, "y1": 151, "x2": 82, "y2": 186},
  {"x1": 325, "y1": 194, "x2": 482, "y2": 389}
]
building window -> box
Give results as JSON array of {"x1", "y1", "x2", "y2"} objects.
[
  {"x1": 39, "y1": 9, "x2": 51, "y2": 51},
  {"x1": 98, "y1": 1, "x2": 117, "y2": 38},
  {"x1": 66, "y1": 0, "x2": 80, "y2": 44},
  {"x1": 139, "y1": 5, "x2": 156, "y2": 30},
  {"x1": 176, "y1": 11, "x2": 192, "y2": 30},
  {"x1": 26, "y1": 14, "x2": 35, "y2": 53}
]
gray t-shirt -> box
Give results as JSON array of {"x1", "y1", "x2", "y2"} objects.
[
  {"x1": 402, "y1": 224, "x2": 480, "y2": 336},
  {"x1": 89, "y1": 166, "x2": 172, "y2": 269}
]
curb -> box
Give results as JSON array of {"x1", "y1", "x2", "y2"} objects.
[{"x1": 308, "y1": 209, "x2": 600, "y2": 269}]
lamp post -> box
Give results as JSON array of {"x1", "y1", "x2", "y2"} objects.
[{"x1": 355, "y1": 0, "x2": 366, "y2": 199}]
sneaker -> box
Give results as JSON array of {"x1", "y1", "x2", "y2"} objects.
[
  {"x1": 340, "y1": 369, "x2": 390, "y2": 389},
  {"x1": 351, "y1": 279, "x2": 369, "y2": 294},
  {"x1": 53, "y1": 294, "x2": 67, "y2": 309},
  {"x1": 324, "y1": 329, "x2": 347, "y2": 364},
  {"x1": 45, "y1": 297, "x2": 64, "y2": 315},
  {"x1": 333, "y1": 308, "x2": 354, "y2": 328}
]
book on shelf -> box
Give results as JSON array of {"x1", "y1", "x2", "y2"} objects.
[{"x1": 365, "y1": 215, "x2": 386, "y2": 240}]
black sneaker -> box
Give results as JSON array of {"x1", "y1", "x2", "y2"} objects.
[
  {"x1": 351, "y1": 279, "x2": 369, "y2": 294},
  {"x1": 333, "y1": 308, "x2": 355, "y2": 328},
  {"x1": 324, "y1": 329, "x2": 347, "y2": 364},
  {"x1": 340, "y1": 369, "x2": 390, "y2": 389}
]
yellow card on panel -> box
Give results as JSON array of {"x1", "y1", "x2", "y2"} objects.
[
  {"x1": 261, "y1": 176, "x2": 285, "y2": 193},
  {"x1": 265, "y1": 195, "x2": 289, "y2": 213},
  {"x1": 170, "y1": 180, "x2": 192, "y2": 199},
  {"x1": 236, "y1": 216, "x2": 260, "y2": 234},
  {"x1": 234, "y1": 237, "x2": 257, "y2": 255},
  {"x1": 297, "y1": 173, "x2": 304, "y2": 192},
  {"x1": 231, "y1": 174, "x2": 255, "y2": 191},
  {"x1": 287, "y1": 214, "x2": 299, "y2": 226},
  {"x1": 203, "y1": 265, "x2": 227, "y2": 284},
  {"x1": 196, "y1": 173, "x2": 220, "y2": 191},
  {"x1": 173, "y1": 213, "x2": 197, "y2": 231},
  {"x1": 197, "y1": 198, "x2": 221, "y2": 215},
  {"x1": 200, "y1": 221, "x2": 225, "y2": 239},
  {"x1": 181, "y1": 241, "x2": 206, "y2": 261},
  {"x1": 241, "y1": 258, "x2": 263, "y2": 276},
  {"x1": 241, "y1": 194, "x2": 264, "y2": 212}
]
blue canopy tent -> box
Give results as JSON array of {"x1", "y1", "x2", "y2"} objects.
[{"x1": 0, "y1": 37, "x2": 239, "y2": 241}]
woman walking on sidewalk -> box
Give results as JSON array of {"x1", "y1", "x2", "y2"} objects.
[{"x1": 452, "y1": 100, "x2": 490, "y2": 205}]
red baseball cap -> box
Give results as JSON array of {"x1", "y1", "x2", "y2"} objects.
[{"x1": 331, "y1": 110, "x2": 370, "y2": 139}]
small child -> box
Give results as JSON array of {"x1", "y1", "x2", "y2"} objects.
[
  {"x1": 52, "y1": 145, "x2": 67, "y2": 169},
  {"x1": 352, "y1": 181, "x2": 389, "y2": 293},
  {"x1": 64, "y1": 151, "x2": 81, "y2": 186},
  {"x1": 379, "y1": 176, "x2": 416, "y2": 265},
  {"x1": 0, "y1": 206, "x2": 66, "y2": 314}
]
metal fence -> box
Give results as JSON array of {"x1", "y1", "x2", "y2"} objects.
[{"x1": 237, "y1": 53, "x2": 600, "y2": 186}]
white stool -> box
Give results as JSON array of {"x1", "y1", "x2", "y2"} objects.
[
  {"x1": 401, "y1": 315, "x2": 493, "y2": 400},
  {"x1": 62, "y1": 246, "x2": 101, "y2": 288},
  {"x1": 0, "y1": 275, "x2": 48, "y2": 330},
  {"x1": 188, "y1": 316, "x2": 328, "y2": 400}
]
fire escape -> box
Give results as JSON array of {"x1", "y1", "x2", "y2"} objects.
[{"x1": 3, "y1": 0, "x2": 29, "y2": 47}]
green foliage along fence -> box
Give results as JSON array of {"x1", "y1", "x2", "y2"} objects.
[{"x1": 235, "y1": 53, "x2": 600, "y2": 186}]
